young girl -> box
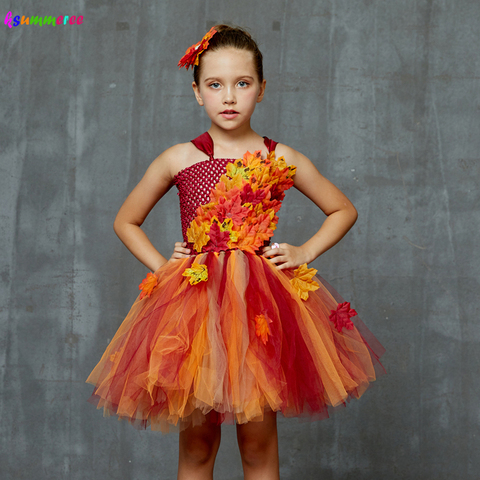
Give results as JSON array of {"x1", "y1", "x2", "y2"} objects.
[{"x1": 86, "y1": 24, "x2": 385, "y2": 480}]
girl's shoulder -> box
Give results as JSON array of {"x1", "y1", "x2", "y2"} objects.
[
  {"x1": 274, "y1": 142, "x2": 310, "y2": 168},
  {"x1": 148, "y1": 141, "x2": 204, "y2": 181}
]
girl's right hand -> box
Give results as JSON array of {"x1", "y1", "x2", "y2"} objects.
[{"x1": 168, "y1": 241, "x2": 192, "y2": 262}]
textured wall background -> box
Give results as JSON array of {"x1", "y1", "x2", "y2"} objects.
[{"x1": 1, "y1": 0, "x2": 479, "y2": 478}]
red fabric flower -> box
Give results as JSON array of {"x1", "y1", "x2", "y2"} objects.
[{"x1": 329, "y1": 301, "x2": 357, "y2": 333}]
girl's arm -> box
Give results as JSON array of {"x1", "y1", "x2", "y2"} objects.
[
  {"x1": 263, "y1": 144, "x2": 358, "y2": 270},
  {"x1": 113, "y1": 144, "x2": 191, "y2": 272}
]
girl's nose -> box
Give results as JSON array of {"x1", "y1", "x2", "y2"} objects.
[{"x1": 223, "y1": 86, "x2": 236, "y2": 103}]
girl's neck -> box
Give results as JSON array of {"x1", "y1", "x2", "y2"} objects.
[{"x1": 207, "y1": 124, "x2": 263, "y2": 152}]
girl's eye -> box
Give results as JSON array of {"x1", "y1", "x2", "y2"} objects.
[{"x1": 209, "y1": 81, "x2": 250, "y2": 89}]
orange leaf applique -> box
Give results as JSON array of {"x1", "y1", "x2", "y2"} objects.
[
  {"x1": 182, "y1": 262, "x2": 209, "y2": 285},
  {"x1": 209, "y1": 181, "x2": 241, "y2": 203},
  {"x1": 289, "y1": 263, "x2": 320, "y2": 301},
  {"x1": 139, "y1": 272, "x2": 159, "y2": 299},
  {"x1": 243, "y1": 150, "x2": 265, "y2": 170},
  {"x1": 236, "y1": 222, "x2": 263, "y2": 254},
  {"x1": 255, "y1": 314, "x2": 273, "y2": 345}
]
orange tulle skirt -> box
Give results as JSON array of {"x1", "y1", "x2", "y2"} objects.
[{"x1": 85, "y1": 250, "x2": 385, "y2": 434}]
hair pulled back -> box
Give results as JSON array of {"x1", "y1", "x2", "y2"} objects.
[{"x1": 193, "y1": 24, "x2": 263, "y2": 85}]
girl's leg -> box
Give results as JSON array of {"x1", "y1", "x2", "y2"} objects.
[
  {"x1": 236, "y1": 409, "x2": 280, "y2": 480},
  {"x1": 177, "y1": 411, "x2": 222, "y2": 480}
]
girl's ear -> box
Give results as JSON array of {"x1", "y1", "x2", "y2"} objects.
[
  {"x1": 192, "y1": 82, "x2": 204, "y2": 106},
  {"x1": 256, "y1": 79, "x2": 267, "y2": 103}
]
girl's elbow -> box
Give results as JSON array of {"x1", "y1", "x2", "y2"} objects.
[
  {"x1": 113, "y1": 215, "x2": 141, "y2": 236},
  {"x1": 349, "y1": 205, "x2": 358, "y2": 225},
  {"x1": 113, "y1": 215, "x2": 126, "y2": 236},
  {"x1": 352, "y1": 207, "x2": 358, "y2": 222},
  {"x1": 113, "y1": 217, "x2": 121, "y2": 236}
]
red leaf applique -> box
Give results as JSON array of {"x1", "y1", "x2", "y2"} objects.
[
  {"x1": 202, "y1": 220, "x2": 230, "y2": 252},
  {"x1": 329, "y1": 301, "x2": 357, "y2": 333},
  {"x1": 240, "y1": 183, "x2": 266, "y2": 205},
  {"x1": 215, "y1": 194, "x2": 250, "y2": 225}
]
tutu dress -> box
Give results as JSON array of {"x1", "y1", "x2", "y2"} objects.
[{"x1": 85, "y1": 131, "x2": 386, "y2": 434}]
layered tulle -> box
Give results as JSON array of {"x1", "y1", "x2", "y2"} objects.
[{"x1": 86, "y1": 250, "x2": 385, "y2": 434}]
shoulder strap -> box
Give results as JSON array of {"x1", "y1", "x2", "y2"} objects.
[
  {"x1": 191, "y1": 132, "x2": 277, "y2": 158},
  {"x1": 190, "y1": 132, "x2": 214, "y2": 160},
  {"x1": 263, "y1": 136, "x2": 278, "y2": 154}
]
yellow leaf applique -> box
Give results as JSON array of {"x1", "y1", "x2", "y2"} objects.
[
  {"x1": 186, "y1": 220, "x2": 211, "y2": 252},
  {"x1": 219, "y1": 218, "x2": 239, "y2": 243},
  {"x1": 182, "y1": 262, "x2": 209, "y2": 285},
  {"x1": 243, "y1": 150, "x2": 265, "y2": 171},
  {"x1": 226, "y1": 160, "x2": 251, "y2": 180},
  {"x1": 255, "y1": 314, "x2": 273, "y2": 345},
  {"x1": 219, "y1": 172, "x2": 246, "y2": 191},
  {"x1": 289, "y1": 263, "x2": 320, "y2": 301}
]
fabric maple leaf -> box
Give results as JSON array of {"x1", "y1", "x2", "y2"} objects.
[
  {"x1": 255, "y1": 314, "x2": 273, "y2": 345},
  {"x1": 138, "y1": 272, "x2": 159, "y2": 299},
  {"x1": 186, "y1": 220, "x2": 211, "y2": 252},
  {"x1": 209, "y1": 182, "x2": 241, "y2": 203},
  {"x1": 182, "y1": 262, "x2": 209, "y2": 285},
  {"x1": 226, "y1": 160, "x2": 251, "y2": 180},
  {"x1": 202, "y1": 219, "x2": 230, "y2": 252},
  {"x1": 329, "y1": 301, "x2": 357, "y2": 332},
  {"x1": 215, "y1": 194, "x2": 250, "y2": 224},
  {"x1": 236, "y1": 222, "x2": 264, "y2": 254},
  {"x1": 254, "y1": 211, "x2": 276, "y2": 241},
  {"x1": 240, "y1": 182, "x2": 267, "y2": 205},
  {"x1": 289, "y1": 264, "x2": 320, "y2": 301},
  {"x1": 219, "y1": 172, "x2": 246, "y2": 191}
]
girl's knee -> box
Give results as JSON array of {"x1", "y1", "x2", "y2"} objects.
[
  {"x1": 179, "y1": 417, "x2": 221, "y2": 466},
  {"x1": 237, "y1": 434, "x2": 277, "y2": 467},
  {"x1": 237, "y1": 418, "x2": 278, "y2": 467},
  {"x1": 180, "y1": 434, "x2": 218, "y2": 465}
]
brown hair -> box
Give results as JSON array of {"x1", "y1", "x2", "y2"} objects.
[{"x1": 192, "y1": 24, "x2": 264, "y2": 85}]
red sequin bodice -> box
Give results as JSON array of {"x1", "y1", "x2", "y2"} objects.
[{"x1": 173, "y1": 131, "x2": 278, "y2": 244}]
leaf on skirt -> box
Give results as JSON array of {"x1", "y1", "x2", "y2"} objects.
[
  {"x1": 138, "y1": 272, "x2": 159, "y2": 299},
  {"x1": 289, "y1": 263, "x2": 320, "y2": 301},
  {"x1": 329, "y1": 301, "x2": 357, "y2": 333},
  {"x1": 182, "y1": 262, "x2": 209, "y2": 285},
  {"x1": 255, "y1": 313, "x2": 273, "y2": 345}
]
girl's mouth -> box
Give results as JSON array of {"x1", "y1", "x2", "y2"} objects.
[{"x1": 221, "y1": 110, "x2": 239, "y2": 119}]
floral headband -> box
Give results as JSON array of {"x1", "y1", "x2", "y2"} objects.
[{"x1": 177, "y1": 26, "x2": 218, "y2": 70}]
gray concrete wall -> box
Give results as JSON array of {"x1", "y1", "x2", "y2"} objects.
[{"x1": 1, "y1": 0, "x2": 479, "y2": 478}]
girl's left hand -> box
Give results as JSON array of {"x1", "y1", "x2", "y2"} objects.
[{"x1": 261, "y1": 243, "x2": 310, "y2": 270}]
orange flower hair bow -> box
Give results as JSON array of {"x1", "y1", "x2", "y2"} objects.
[{"x1": 178, "y1": 27, "x2": 218, "y2": 70}]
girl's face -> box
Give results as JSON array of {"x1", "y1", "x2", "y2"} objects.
[{"x1": 192, "y1": 47, "x2": 266, "y2": 131}]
